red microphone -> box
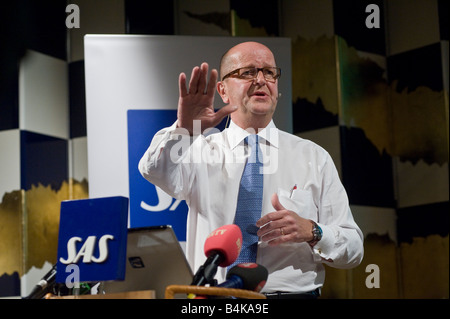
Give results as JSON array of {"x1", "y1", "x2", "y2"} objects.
[{"x1": 191, "y1": 224, "x2": 242, "y2": 286}]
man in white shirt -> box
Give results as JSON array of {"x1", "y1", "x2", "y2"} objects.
[{"x1": 139, "y1": 41, "x2": 364, "y2": 298}]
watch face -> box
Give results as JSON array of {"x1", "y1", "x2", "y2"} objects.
[
  {"x1": 308, "y1": 221, "x2": 322, "y2": 245},
  {"x1": 313, "y1": 223, "x2": 323, "y2": 241},
  {"x1": 316, "y1": 230, "x2": 322, "y2": 240}
]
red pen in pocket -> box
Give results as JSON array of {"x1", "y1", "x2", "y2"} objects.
[{"x1": 289, "y1": 184, "x2": 297, "y2": 198}]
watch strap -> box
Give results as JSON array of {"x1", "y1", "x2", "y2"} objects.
[{"x1": 307, "y1": 220, "x2": 323, "y2": 247}]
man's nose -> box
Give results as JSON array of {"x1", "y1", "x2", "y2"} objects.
[{"x1": 253, "y1": 70, "x2": 267, "y2": 85}]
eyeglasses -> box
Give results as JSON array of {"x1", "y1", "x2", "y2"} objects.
[{"x1": 221, "y1": 67, "x2": 281, "y2": 82}]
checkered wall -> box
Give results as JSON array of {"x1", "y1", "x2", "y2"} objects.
[{"x1": 0, "y1": 0, "x2": 448, "y2": 298}]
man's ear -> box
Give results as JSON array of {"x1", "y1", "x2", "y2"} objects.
[{"x1": 216, "y1": 81, "x2": 230, "y2": 104}]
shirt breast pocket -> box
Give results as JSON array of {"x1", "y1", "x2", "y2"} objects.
[{"x1": 277, "y1": 188, "x2": 318, "y2": 221}]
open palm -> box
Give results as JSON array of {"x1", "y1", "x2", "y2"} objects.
[{"x1": 177, "y1": 62, "x2": 236, "y2": 135}]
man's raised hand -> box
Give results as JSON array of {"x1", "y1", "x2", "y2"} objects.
[{"x1": 177, "y1": 62, "x2": 237, "y2": 135}]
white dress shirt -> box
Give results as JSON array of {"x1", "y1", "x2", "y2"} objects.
[{"x1": 138, "y1": 119, "x2": 364, "y2": 293}]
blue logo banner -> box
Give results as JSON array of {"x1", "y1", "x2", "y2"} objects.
[
  {"x1": 127, "y1": 110, "x2": 188, "y2": 241},
  {"x1": 56, "y1": 196, "x2": 129, "y2": 283}
]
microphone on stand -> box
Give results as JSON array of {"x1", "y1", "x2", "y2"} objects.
[
  {"x1": 217, "y1": 263, "x2": 268, "y2": 292},
  {"x1": 23, "y1": 264, "x2": 57, "y2": 299},
  {"x1": 191, "y1": 224, "x2": 242, "y2": 286}
]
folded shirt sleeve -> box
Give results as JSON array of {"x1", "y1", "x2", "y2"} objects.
[
  {"x1": 309, "y1": 152, "x2": 364, "y2": 269},
  {"x1": 138, "y1": 120, "x2": 195, "y2": 200}
]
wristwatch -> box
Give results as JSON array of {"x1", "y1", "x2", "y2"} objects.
[{"x1": 307, "y1": 220, "x2": 322, "y2": 246}]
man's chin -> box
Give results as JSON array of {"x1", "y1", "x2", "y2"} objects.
[{"x1": 248, "y1": 103, "x2": 276, "y2": 116}]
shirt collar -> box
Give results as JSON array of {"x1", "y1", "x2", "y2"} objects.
[{"x1": 226, "y1": 119, "x2": 279, "y2": 150}]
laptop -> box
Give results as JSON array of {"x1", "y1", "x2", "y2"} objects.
[{"x1": 101, "y1": 225, "x2": 193, "y2": 298}]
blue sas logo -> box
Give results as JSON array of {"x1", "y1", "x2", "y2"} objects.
[{"x1": 127, "y1": 110, "x2": 188, "y2": 241}]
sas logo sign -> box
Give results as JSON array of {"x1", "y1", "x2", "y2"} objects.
[
  {"x1": 56, "y1": 197, "x2": 128, "y2": 283},
  {"x1": 127, "y1": 110, "x2": 188, "y2": 241},
  {"x1": 59, "y1": 234, "x2": 114, "y2": 265}
]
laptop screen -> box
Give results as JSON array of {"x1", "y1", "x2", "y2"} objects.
[{"x1": 101, "y1": 225, "x2": 193, "y2": 298}]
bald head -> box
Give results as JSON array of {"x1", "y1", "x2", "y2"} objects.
[{"x1": 219, "y1": 42, "x2": 277, "y2": 80}]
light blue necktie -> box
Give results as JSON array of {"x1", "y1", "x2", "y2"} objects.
[{"x1": 230, "y1": 134, "x2": 263, "y2": 268}]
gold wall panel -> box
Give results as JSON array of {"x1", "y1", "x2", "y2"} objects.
[
  {"x1": 292, "y1": 35, "x2": 339, "y2": 116},
  {"x1": 390, "y1": 83, "x2": 448, "y2": 165},
  {"x1": 337, "y1": 37, "x2": 392, "y2": 155},
  {"x1": 352, "y1": 234, "x2": 400, "y2": 299},
  {"x1": 24, "y1": 179, "x2": 89, "y2": 273},
  {"x1": 321, "y1": 234, "x2": 449, "y2": 298},
  {"x1": 0, "y1": 191, "x2": 25, "y2": 276},
  {"x1": 400, "y1": 235, "x2": 449, "y2": 299},
  {"x1": 338, "y1": 37, "x2": 448, "y2": 166},
  {"x1": 230, "y1": 10, "x2": 270, "y2": 37},
  {"x1": 0, "y1": 179, "x2": 88, "y2": 278}
]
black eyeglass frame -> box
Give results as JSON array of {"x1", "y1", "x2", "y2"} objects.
[{"x1": 221, "y1": 67, "x2": 281, "y2": 82}]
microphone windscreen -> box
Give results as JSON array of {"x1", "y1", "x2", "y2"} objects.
[
  {"x1": 204, "y1": 224, "x2": 242, "y2": 267},
  {"x1": 227, "y1": 263, "x2": 268, "y2": 292}
]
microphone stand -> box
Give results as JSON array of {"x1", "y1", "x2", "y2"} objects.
[{"x1": 191, "y1": 253, "x2": 222, "y2": 286}]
